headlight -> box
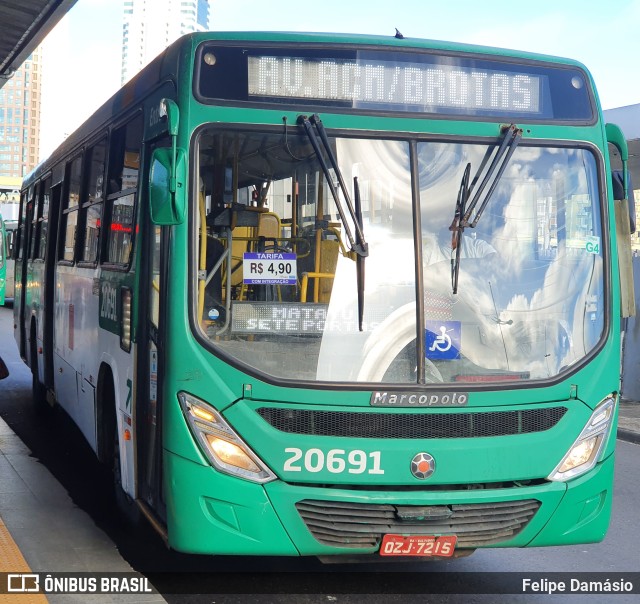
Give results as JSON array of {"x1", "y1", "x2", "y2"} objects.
[
  {"x1": 548, "y1": 394, "x2": 617, "y2": 482},
  {"x1": 178, "y1": 392, "x2": 276, "y2": 483}
]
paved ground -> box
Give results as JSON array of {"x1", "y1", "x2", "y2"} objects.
[
  {"x1": 0, "y1": 413, "x2": 167, "y2": 604},
  {"x1": 618, "y1": 398, "x2": 640, "y2": 444},
  {"x1": 1, "y1": 298, "x2": 639, "y2": 601}
]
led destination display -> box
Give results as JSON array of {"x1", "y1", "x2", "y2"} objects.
[
  {"x1": 197, "y1": 42, "x2": 594, "y2": 121},
  {"x1": 231, "y1": 302, "x2": 328, "y2": 334},
  {"x1": 229, "y1": 302, "x2": 390, "y2": 334},
  {"x1": 248, "y1": 56, "x2": 542, "y2": 114}
]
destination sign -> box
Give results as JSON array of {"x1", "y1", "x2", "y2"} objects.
[
  {"x1": 196, "y1": 43, "x2": 594, "y2": 121},
  {"x1": 248, "y1": 56, "x2": 541, "y2": 114},
  {"x1": 229, "y1": 301, "x2": 391, "y2": 334},
  {"x1": 231, "y1": 301, "x2": 328, "y2": 334}
]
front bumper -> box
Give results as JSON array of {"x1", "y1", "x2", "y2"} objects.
[{"x1": 164, "y1": 449, "x2": 614, "y2": 556}]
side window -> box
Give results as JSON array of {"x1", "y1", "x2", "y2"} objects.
[
  {"x1": 16, "y1": 191, "x2": 27, "y2": 260},
  {"x1": 7, "y1": 228, "x2": 15, "y2": 258},
  {"x1": 104, "y1": 114, "x2": 143, "y2": 265},
  {"x1": 29, "y1": 182, "x2": 40, "y2": 259},
  {"x1": 36, "y1": 177, "x2": 51, "y2": 260},
  {"x1": 60, "y1": 155, "x2": 82, "y2": 262},
  {"x1": 80, "y1": 137, "x2": 106, "y2": 263}
]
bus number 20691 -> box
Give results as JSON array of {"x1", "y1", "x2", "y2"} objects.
[{"x1": 283, "y1": 447, "x2": 384, "y2": 474}]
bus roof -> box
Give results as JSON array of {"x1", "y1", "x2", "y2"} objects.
[
  {"x1": 24, "y1": 30, "x2": 595, "y2": 188},
  {"x1": 194, "y1": 30, "x2": 590, "y2": 69}
]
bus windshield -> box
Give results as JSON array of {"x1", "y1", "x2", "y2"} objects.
[{"x1": 195, "y1": 128, "x2": 604, "y2": 385}]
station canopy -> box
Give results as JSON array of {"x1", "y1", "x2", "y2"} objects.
[{"x1": 0, "y1": 0, "x2": 77, "y2": 87}]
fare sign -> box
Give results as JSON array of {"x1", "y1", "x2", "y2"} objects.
[{"x1": 243, "y1": 252, "x2": 297, "y2": 285}]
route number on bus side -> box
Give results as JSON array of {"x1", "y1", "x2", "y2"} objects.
[{"x1": 101, "y1": 282, "x2": 118, "y2": 321}]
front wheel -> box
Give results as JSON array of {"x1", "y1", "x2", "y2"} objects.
[{"x1": 30, "y1": 327, "x2": 48, "y2": 410}]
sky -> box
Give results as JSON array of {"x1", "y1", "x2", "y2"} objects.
[{"x1": 39, "y1": 0, "x2": 640, "y2": 159}]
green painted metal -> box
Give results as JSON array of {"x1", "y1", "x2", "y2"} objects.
[
  {"x1": 16, "y1": 31, "x2": 625, "y2": 558},
  {"x1": 154, "y1": 33, "x2": 622, "y2": 557}
]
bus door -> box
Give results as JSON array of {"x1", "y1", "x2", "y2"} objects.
[
  {"x1": 43, "y1": 181, "x2": 61, "y2": 391},
  {"x1": 0, "y1": 215, "x2": 5, "y2": 306},
  {"x1": 137, "y1": 135, "x2": 171, "y2": 521},
  {"x1": 16, "y1": 188, "x2": 34, "y2": 359}
]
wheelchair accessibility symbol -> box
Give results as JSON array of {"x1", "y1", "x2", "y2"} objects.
[{"x1": 425, "y1": 321, "x2": 461, "y2": 360}]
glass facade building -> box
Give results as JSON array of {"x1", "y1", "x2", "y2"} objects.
[
  {"x1": 0, "y1": 48, "x2": 41, "y2": 178},
  {"x1": 121, "y1": 0, "x2": 210, "y2": 84}
]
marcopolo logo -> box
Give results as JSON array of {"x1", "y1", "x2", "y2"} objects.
[{"x1": 370, "y1": 391, "x2": 469, "y2": 407}]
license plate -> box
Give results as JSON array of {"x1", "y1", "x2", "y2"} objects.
[{"x1": 380, "y1": 534, "x2": 457, "y2": 557}]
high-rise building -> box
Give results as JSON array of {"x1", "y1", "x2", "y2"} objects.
[
  {"x1": 121, "y1": 0, "x2": 210, "y2": 85},
  {"x1": 0, "y1": 48, "x2": 42, "y2": 178}
]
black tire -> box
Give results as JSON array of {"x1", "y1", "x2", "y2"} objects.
[{"x1": 30, "y1": 327, "x2": 48, "y2": 410}]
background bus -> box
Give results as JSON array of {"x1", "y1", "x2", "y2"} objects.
[
  {"x1": 14, "y1": 31, "x2": 632, "y2": 560},
  {"x1": 0, "y1": 216, "x2": 17, "y2": 305},
  {"x1": 0, "y1": 215, "x2": 5, "y2": 305}
]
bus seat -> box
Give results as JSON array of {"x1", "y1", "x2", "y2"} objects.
[
  {"x1": 300, "y1": 238, "x2": 340, "y2": 303},
  {"x1": 258, "y1": 212, "x2": 281, "y2": 240},
  {"x1": 205, "y1": 235, "x2": 225, "y2": 311},
  {"x1": 317, "y1": 238, "x2": 339, "y2": 302},
  {"x1": 229, "y1": 225, "x2": 251, "y2": 288}
]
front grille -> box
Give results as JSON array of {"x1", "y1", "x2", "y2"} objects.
[
  {"x1": 296, "y1": 499, "x2": 540, "y2": 548},
  {"x1": 257, "y1": 407, "x2": 566, "y2": 438}
]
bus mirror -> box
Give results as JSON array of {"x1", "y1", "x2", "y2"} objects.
[
  {"x1": 612, "y1": 171, "x2": 625, "y2": 201},
  {"x1": 608, "y1": 123, "x2": 636, "y2": 317},
  {"x1": 612, "y1": 170, "x2": 636, "y2": 233},
  {"x1": 606, "y1": 123, "x2": 629, "y2": 200},
  {"x1": 149, "y1": 147, "x2": 186, "y2": 225}
]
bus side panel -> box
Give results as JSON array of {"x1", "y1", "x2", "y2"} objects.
[
  {"x1": 24, "y1": 259, "x2": 38, "y2": 359},
  {"x1": 98, "y1": 270, "x2": 137, "y2": 499},
  {"x1": 12, "y1": 245, "x2": 24, "y2": 356},
  {"x1": 53, "y1": 265, "x2": 99, "y2": 450},
  {"x1": 4, "y1": 222, "x2": 17, "y2": 302},
  {"x1": 0, "y1": 216, "x2": 5, "y2": 306},
  {"x1": 30, "y1": 261, "x2": 45, "y2": 383}
]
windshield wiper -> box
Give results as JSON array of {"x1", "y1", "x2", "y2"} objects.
[
  {"x1": 450, "y1": 162, "x2": 471, "y2": 295},
  {"x1": 462, "y1": 124, "x2": 523, "y2": 228},
  {"x1": 354, "y1": 176, "x2": 365, "y2": 331},
  {"x1": 299, "y1": 114, "x2": 369, "y2": 330},
  {"x1": 450, "y1": 124, "x2": 522, "y2": 294}
]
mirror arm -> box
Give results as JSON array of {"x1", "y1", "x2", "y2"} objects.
[
  {"x1": 170, "y1": 136, "x2": 177, "y2": 194},
  {"x1": 161, "y1": 98, "x2": 180, "y2": 194}
]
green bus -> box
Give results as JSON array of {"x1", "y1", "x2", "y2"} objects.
[
  {"x1": 0, "y1": 216, "x2": 17, "y2": 305},
  {"x1": 0, "y1": 214, "x2": 6, "y2": 306},
  {"x1": 14, "y1": 31, "x2": 632, "y2": 559}
]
